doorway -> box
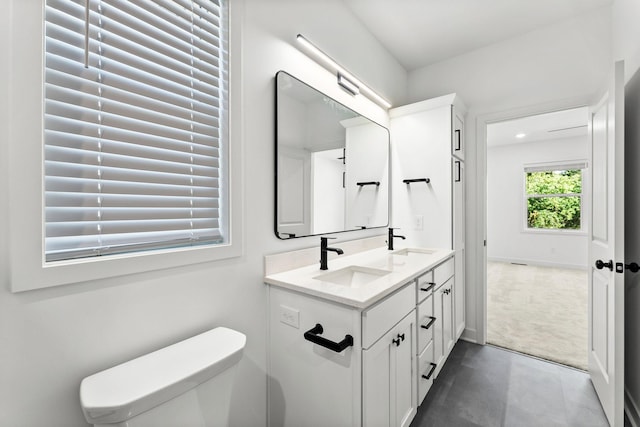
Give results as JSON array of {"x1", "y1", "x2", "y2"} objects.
[{"x1": 485, "y1": 107, "x2": 590, "y2": 370}]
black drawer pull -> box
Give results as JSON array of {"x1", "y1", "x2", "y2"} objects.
[
  {"x1": 422, "y1": 363, "x2": 437, "y2": 380},
  {"x1": 420, "y1": 282, "x2": 435, "y2": 292},
  {"x1": 303, "y1": 324, "x2": 353, "y2": 353},
  {"x1": 421, "y1": 316, "x2": 436, "y2": 330}
]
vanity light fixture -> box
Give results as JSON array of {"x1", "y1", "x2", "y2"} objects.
[
  {"x1": 296, "y1": 34, "x2": 392, "y2": 109},
  {"x1": 337, "y1": 73, "x2": 360, "y2": 96}
]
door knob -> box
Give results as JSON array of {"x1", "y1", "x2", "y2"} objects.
[
  {"x1": 595, "y1": 259, "x2": 613, "y2": 271},
  {"x1": 616, "y1": 262, "x2": 640, "y2": 273}
]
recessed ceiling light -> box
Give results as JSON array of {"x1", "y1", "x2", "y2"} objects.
[{"x1": 516, "y1": 133, "x2": 526, "y2": 138}]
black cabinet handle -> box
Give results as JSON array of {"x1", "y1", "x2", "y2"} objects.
[
  {"x1": 422, "y1": 363, "x2": 437, "y2": 380},
  {"x1": 455, "y1": 161, "x2": 461, "y2": 182},
  {"x1": 303, "y1": 324, "x2": 353, "y2": 353},
  {"x1": 454, "y1": 129, "x2": 461, "y2": 151},
  {"x1": 595, "y1": 259, "x2": 613, "y2": 271},
  {"x1": 392, "y1": 333, "x2": 405, "y2": 347},
  {"x1": 420, "y1": 282, "x2": 435, "y2": 292},
  {"x1": 421, "y1": 316, "x2": 436, "y2": 330}
]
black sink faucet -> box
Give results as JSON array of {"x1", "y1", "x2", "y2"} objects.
[
  {"x1": 388, "y1": 227, "x2": 406, "y2": 250},
  {"x1": 320, "y1": 237, "x2": 344, "y2": 270}
]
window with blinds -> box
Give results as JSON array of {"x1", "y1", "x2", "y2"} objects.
[{"x1": 44, "y1": 0, "x2": 228, "y2": 262}]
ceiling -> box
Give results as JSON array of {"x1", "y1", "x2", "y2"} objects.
[
  {"x1": 343, "y1": 0, "x2": 613, "y2": 71},
  {"x1": 486, "y1": 107, "x2": 588, "y2": 147}
]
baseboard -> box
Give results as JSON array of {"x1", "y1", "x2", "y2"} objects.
[
  {"x1": 626, "y1": 387, "x2": 640, "y2": 427},
  {"x1": 487, "y1": 256, "x2": 587, "y2": 271},
  {"x1": 460, "y1": 327, "x2": 477, "y2": 343}
]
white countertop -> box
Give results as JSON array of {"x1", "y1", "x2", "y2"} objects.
[{"x1": 264, "y1": 246, "x2": 454, "y2": 309}]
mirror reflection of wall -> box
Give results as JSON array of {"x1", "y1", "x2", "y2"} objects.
[
  {"x1": 311, "y1": 148, "x2": 345, "y2": 235},
  {"x1": 275, "y1": 71, "x2": 389, "y2": 239}
]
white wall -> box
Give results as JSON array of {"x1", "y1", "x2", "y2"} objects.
[
  {"x1": 312, "y1": 149, "x2": 345, "y2": 234},
  {"x1": 613, "y1": 0, "x2": 640, "y2": 85},
  {"x1": 407, "y1": 7, "x2": 612, "y2": 342},
  {"x1": 487, "y1": 137, "x2": 588, "y2": 269},
  {"x1": 344, "y1": 120, "x2": 390, "y2": 229},
  {"x1": 0, "y1": 1, "x2": 405, "y2": 426}
]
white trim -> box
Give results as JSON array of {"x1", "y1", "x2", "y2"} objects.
[{"x1": 8, "y1": 0, "x2": 244, "y2": 292}]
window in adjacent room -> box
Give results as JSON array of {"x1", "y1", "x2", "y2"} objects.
[
  {"x1": 524, "y1": 162, "x2": 587, "y2": 231},
  {"x1": 44, "y1": 0, "x2": 229, "y2": 262}
]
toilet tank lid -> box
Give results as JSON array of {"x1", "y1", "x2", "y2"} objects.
[{"x1": 80, "y1": 327, "x2": 246, "y2": 424}]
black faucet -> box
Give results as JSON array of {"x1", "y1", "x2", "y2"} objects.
[
  {"x1": 387, "y1": 227, "x2": 406, "y2": 250},
  {"x1": 320, "y1": 237, "x2": 344, "y2": 270}
]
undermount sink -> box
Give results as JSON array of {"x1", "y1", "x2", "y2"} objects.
[
  {"x1": 313, "y1": 266, "x2": 391, "y2": 287},
  {"x1": 392, "y1": 248, "x2": 437, "y2": 256}
]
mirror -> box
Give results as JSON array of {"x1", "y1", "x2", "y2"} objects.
[{"x1": 275, "y1": 71, "x2": 389, "y2": 239}]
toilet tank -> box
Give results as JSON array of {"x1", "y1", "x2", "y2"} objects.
[{"x1": 80, "y1": 327, "x2": 246, "y2": 427}]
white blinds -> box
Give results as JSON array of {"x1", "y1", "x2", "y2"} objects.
[
  {"x1": 524, "y1": 161, "x2": 588, "y2": 173},
  {"x1": 44, "y1": 0, "x2": 228, "y2": 262}
]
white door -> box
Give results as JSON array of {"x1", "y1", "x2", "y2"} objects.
[
  {"x1": 276, "y1": 146, "x2": 311, "y2": 238},
  {"x1": 588, "y1": 60, "x2": 624, "y2": 426}
]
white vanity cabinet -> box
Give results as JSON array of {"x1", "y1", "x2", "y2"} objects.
[{"x1": 267, "y1": 280, "x2": 417, "y2": 427}]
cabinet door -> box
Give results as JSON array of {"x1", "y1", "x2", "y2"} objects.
[
  {"x1": 433, "y1": 278, "x2": 455, "y2": 377},
  {"x1": 443, "y1": 279, "x2": 455, "y2": 356},
  {"x1": 453, "y1": 160, "x2": 465, "y2": 338},
  {"x1": 433, "y1": 286, "x2": 444, "y2": 375},
  {"x1": 363, "y1": 311, "x2": 417, "y2": 427}
]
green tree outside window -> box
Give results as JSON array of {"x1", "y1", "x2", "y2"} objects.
[{"x1": 526, "y1": 169, "x2": 582, "y2": 230}]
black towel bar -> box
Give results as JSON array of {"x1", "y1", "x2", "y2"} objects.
[
  {"x1": 303, "y1": 324, "x2": 353, "y2": 353},
  {"x1": 403, "y1": 178, "x2": 430, "y2": 184},
  {"x1": 356, "y1": 181, "x2": 380, "y2": 187}
]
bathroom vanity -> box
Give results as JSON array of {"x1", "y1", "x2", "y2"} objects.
[{"x1": 264, "y1": 242, "x2": 458, "y2": 427}]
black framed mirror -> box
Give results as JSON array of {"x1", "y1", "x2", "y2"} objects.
[{"x1": 275, "y1": 71, "x2": 390, "y2": 239}]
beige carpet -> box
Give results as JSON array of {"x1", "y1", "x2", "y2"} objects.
[{"x1": 487, "y1": 261, "x2": 588, "y2": 370}]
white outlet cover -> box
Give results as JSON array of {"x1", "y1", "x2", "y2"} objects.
[{"x1": 279, "y1": 305, "x2": 300, "y2": 329}]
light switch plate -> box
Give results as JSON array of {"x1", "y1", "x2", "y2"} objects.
[
  {"x1": 414, "y1": 215, "x2": 424, "y2": 231},
  {"x1": 279, "y1": 305, "x2": 300, "y2": 328}
]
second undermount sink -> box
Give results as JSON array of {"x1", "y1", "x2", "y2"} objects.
[
  {"x1": 392, "y1": 248, "x2": 437, "y2": 256},
  {"x1": 313, "y1": 266, "x2": 391, "y2": 287}
]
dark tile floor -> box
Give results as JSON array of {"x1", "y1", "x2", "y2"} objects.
[{"x1": 411, "y1": 340, "x2": 610, "y2": 427}]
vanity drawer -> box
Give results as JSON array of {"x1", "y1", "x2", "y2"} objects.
[
  {"x1": 418, "y1": 340, "x2": 436, "y2": 404},
  {"x1": 434, "y1": 257, "x2": 454, "y2": 288},
  {"x1": 362, "y1": 284, "x2": 415, "y2": 349},
  {"x1": 416, "y1": 270, "x2": 435, "y2": 303},
  {"x1": 417, "y1": 294, "x2": 434, "y2": 354}
]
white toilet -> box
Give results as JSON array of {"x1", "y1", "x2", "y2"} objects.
[{"x1": 80, "y1": 327, "x2": 246, "y2": 427}]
